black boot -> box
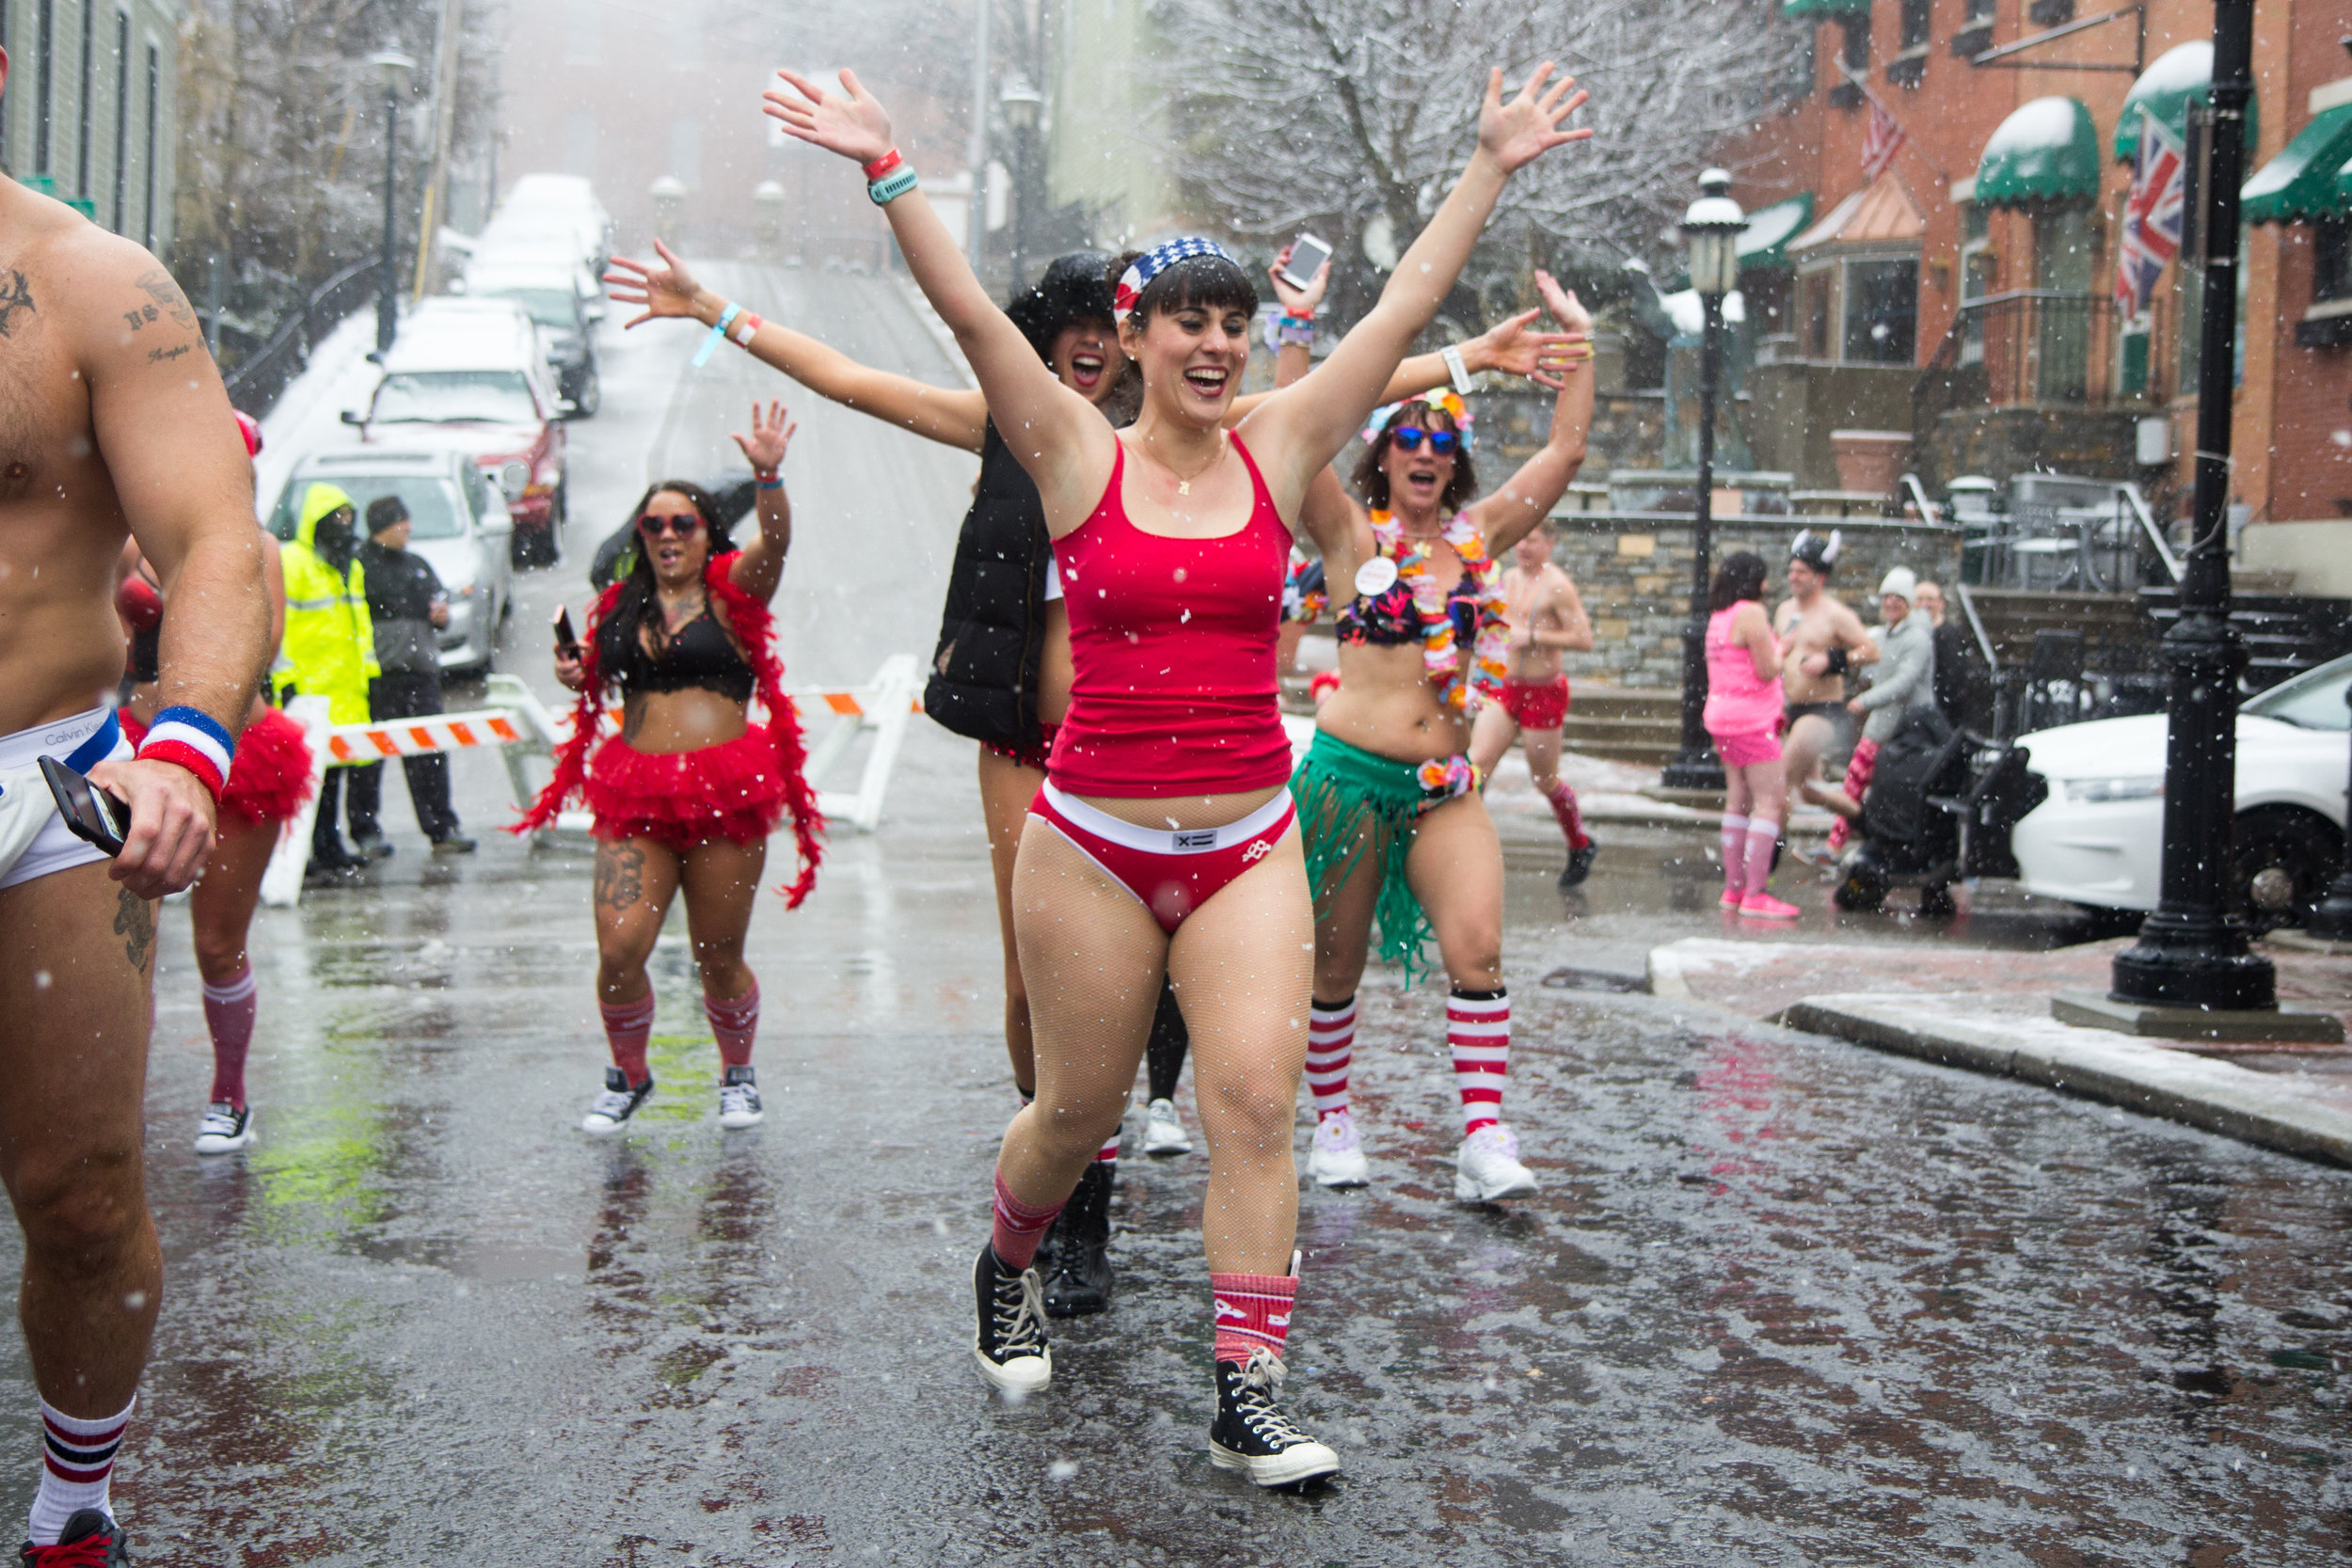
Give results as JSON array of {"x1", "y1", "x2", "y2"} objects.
[
  {"x1": 1041, "y1": 1160, "x2": 1114, "y2": 1318},
  {"x1": 1559, "y1": 841, "x2": 1599, "y2": 889}
]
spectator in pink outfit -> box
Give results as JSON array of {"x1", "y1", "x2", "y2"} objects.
[{"x1": 1703, "y1": 551, "x2": 1800, "y2": 919}]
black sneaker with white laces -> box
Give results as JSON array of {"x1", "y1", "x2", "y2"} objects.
[
  {"x1": 20, "y1": 1507, "x2": 129, "y2": 1565},
  {"x1": 971, "y1": 1244, "x2": 1052, "y2": 1394},
  {"x1": 717, "y1": 1065, "x2": 764, "y2": 1130},
  {"x1": 1208, "y1": 1349, "x2": 1339, "y2": 1488},
  {"x1": 580, "y1": 1069, "x2": 654, "y2": 1135}
]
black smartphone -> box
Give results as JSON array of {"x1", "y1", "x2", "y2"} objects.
[
  {"x1": 40, "y1": 755, "x2": 128, "y2": 857},
  {"x1": 1279, "y1": 233, "x2": 1333, "y2": 292},
  {"x1": 552, "y1": 604, "x2": 581, "y2": 657}
]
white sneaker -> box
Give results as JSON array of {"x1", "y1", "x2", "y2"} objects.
[
  {"x1": 194, "y1": 1102, "x2": 254, "y2": 1155},
  {"x1": 1307, "y1": 1109, "x2": 1370, "y2": 1187},
  {"x1": 717, "y1": 1066, "x2": 764, "y2": 1130},
  {"x1": 581, "y1": 1069, "x2": 654, "y2": 1135},
  {"x1": 1454, "y1": 1123, "x2": 1538, "y2": 1202},
  {"x1": 1143, "y1": 1096, "x2": 1192, "y2": 1155}
]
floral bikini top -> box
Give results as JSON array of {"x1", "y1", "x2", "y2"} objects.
[{"x1": 1334, "y1": 511, "x2": 1511, "y2": 711}]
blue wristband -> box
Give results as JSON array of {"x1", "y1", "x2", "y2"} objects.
[
  {"x1": 692, "y1": 303, "x2": 741, "y2": 368},
  {"x1": 867, "y1": 166, "x2": 919, "y2": 206}
]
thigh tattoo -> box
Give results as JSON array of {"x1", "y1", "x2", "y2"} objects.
[
  {"x1": 114, "y1": 886, "x2": 155, "y2": 974},
  {"x1": 596, "y1": 841, "x2": 646, "y2": 912}
]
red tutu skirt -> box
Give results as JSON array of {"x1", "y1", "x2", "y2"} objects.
[
  {"x1": 584, "y1": 725, "x2": 791, "y2": 852},
  {"x1": 120, "y1": 705, "x2": 315, "y2": 832}
]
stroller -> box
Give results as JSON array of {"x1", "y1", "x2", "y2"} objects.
[{"x1": 1832, "y1": 705, "x2": 1971, "y2": 915}]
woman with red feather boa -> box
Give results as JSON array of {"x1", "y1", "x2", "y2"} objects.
[{"x1": 517, "y1": 400, "x2": 824, "y2": 1134}]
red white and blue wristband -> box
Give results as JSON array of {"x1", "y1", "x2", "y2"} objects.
[{"x1": 135, "y1": 705, "x2": 233, "y2": 804}]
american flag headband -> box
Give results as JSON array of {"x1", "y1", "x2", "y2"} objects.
[{"x1": 1111, "y1": 238, "x2": 1237, "y2": 325}]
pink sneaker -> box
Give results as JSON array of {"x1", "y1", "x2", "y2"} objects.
[
  {"x1": 1739, "y1": 893, "x2": 1802, "y2": 920},
  {"x1": 1720, "y1": 889, "x2": 1743, "y2": 910}
]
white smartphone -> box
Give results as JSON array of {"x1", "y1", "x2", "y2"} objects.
[{"x1": 1279, "y1": 233, "x2": 1333, "y2": 292}]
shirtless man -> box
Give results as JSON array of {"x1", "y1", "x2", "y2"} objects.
[
  {"x1": 0, "y1": 105, "x2": 273, "y2": 1563},
  {"x1": 1470, "y1": 515, "x2": 1597, "y2": 887},
  {"x1": 1772, "y1": 529, "x2": 1878, "y2": 839}
]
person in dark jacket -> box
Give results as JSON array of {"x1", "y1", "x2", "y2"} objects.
[{"x1": 349, "y1": 496, "x2": 474, "y2": 853}]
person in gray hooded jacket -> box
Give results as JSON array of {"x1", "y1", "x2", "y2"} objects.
[{"x1": 1809, "y1": 567, "x2": 1935, "y2": 843}]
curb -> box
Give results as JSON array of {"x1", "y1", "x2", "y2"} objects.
[{"x1": 1781, "y1": 993, "x2": 2352, "y2": 1167}]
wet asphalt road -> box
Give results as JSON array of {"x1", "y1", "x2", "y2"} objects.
[{"x1": 6, "y1": 266, "x2": 2344, "y2": 1565}]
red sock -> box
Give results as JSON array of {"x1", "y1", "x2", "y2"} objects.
[
  {"x1": 1543, "y1": 778, "x2": 1591, "y2": 849},
  {"x1": 201, "y1": 963, "x2": 257, "y2": 1108},
  {"x1": 1212, "y1": 1271, "x2": 1297, "y2": 1364},
  {"x1": 1448, "y1": 986, "x2": 1510, "y2": 1135},
  {"x1": 704, "y1": 982, "x2": 759, "y2": 1069},
  {"x1": 989, "y1": 1170, "x2": 1065, "y2": 1271},
  {"x1": 600, "y1": 993, "x2": 656, "y2": 1085},
  {"x1": 1305, "y1": 996, "x2": 1356, "y2": 1118}
]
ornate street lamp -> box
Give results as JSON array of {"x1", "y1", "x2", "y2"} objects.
[
  {"x1": 1660, "y1": 169, "x2": 1746, "y2": 792},
  {"x1": 370, "y1": 48, "x2": 416, "y2": 356}
]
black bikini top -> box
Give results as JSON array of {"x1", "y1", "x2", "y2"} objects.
[
  {"x1": 1336, "y1": 564, "x2": 1482, "y2": 649},
  {"x1": 598, "y1": 604, "x2": 755, "y2": 703}
]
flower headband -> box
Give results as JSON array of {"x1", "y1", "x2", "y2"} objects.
[
  {"x1": 1361, "y1": 390, "x2": 1475, "y2": 452},
  {"x1": 1112, "y1": 237, "x2": 1238, "y2": 325}
]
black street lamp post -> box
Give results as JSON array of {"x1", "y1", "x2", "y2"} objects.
[
  {"x1": 2105, "y1": 0, "x2": 2275, "y2": 1010},
  {"x1": 371, "y1": 49, "x2": 415, "y2": 356},
  {"x1": 999, "y1": 76, "x2": 1042, "y2": 291},
  {"x1": 1660, "y1": 170, "x2": 1746, "y2": 793}
]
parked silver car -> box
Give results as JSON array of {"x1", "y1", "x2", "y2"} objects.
[{"x1": 265, "y1": 449, "x2": 515, "y2": 678}]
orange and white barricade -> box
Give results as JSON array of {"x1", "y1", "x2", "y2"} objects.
[{"x1": 260, "y1": 657, "x2": 924, "y2": 905}]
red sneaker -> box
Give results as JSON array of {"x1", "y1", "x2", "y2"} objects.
[{"x1": 1739, "y1": 893, "x2": 1802, "y2": 920}]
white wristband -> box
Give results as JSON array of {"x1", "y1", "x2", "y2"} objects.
[{"x1": 1441, "y1": 343, "x2": 1473, "y2": 395}]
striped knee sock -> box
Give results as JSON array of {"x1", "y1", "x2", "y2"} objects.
[
  {"x1": 200, "y1": 963, "x2": 258, "y2": 1108},
  {"x1": 1447, "y1": 986, "x2": 1510, "y2": 1136},
  {"x1": 1211, "y1": 1270, "x2": 1298, "y2": 1365},
  {"x1": 26, "y1": 1395, "x2": 132, "y2": 1546},
  {"x1": 1719, "y1": 813, "x2": 1750, "y2": 899},
  {"x1": 599, "y1": 993, "x2": 655, "y2": 1086},
  {"x1": 989, "y1": 1170, "x2": 1066, "y2": 1271},
  {"x1": 1305, "y1": 996, "x2": 1357, "y2": 1120},
  {"x1": 703, "y1": 982, "x2": 759, "y2": 1069}
]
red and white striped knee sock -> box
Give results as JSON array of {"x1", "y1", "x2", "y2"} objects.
[
  {"x1": 1305, "y1": 996, "x2": 1357, "y2": 1120},
  {"x1": 1096, "y1": 1132, "x2": 1121, "y2": 1167},
  {"x1": 26, "y1": 1395, "x2": 132, "y2": 1545},
  {"x1": 1447, "y1": 986, "x2": 1510, "y2": 1135},
  {"x1": 989, "y1": 1169, "x2": 1066, "y2": 1271},
  {"x1": 1543, "y1": 778, "x2": 1591, "y2": 849},
  {"x1": 599, "y1": 993, "x2": 655, "y2": 1086},
  {"x1": 201, "y1": 963, "x2": 257, "y2": 1108},
  {"x1": 1211, "y1": 1269, "x2": 1298, "y2": 1365},
  {"x1": 1719, "y1": 813, "x2": 1751, "y2": 899},
  {"x1": 703, "y1": 982, "x2": 759, "y2": 1069}
]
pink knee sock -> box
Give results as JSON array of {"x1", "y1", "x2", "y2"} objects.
[
  {"x1": 1543, "y1": 778, "x2": 1591, "y2": 849},
  {"x1": 200, "y1": 964, "x2": 257, "y2": 1108},
  {"x1": 600, "y1": 993, "x2": 656, "y2": 1085},
  {"x1": 1212, "y1": 1269, "x2": 1298, "y2": 1364},
  {"x1": 1719, "y1": 813, "x2": 1750, "y2": 899},
  {"x1": 989, "y1": 1169, "x2": 1066, "y2": 1271},
  {"x1": 704, "y1": 982, "x2": 759, "y2": 1069},
  {"x1": 1743, "y1": 820, "x2": 1779, "y2": 899}
]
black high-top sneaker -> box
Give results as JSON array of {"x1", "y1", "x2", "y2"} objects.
[
  {"x1": 20, "y1": 1508, "x2": 130, "y2": 1565},
  {"x1": 580, "y1": 1069, "x2": 654, "y2": 1135},
  {"x1": 1560, "y1": 840, "x2": 1599, "y2": 889},
  {"x1": 971, "y1": 1244, "x2": 1052, "y2": 1393},
  {"x1": 1041, "y1": 1161, "x2": 1114, "y2": 1318},
  {"x1": 1208, "y1": 1349, "x2": 1339, "y2": 1488}
]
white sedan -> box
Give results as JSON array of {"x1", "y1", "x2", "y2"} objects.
[{"x1": 2010, "y1": 654, "x2": 2349, "y2": 931}]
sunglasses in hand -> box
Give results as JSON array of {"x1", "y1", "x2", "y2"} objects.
[{"x1": 1390, "y1": 427, "x2": 1459, "y2": 455}]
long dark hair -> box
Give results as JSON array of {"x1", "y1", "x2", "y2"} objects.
[
  {"x1": 603, "y1": 478, "x2": 730, "y2": 656},
  {"x1": 1710, "y1": 550, "x2": 1768, "y2": 611},
  {"x1": 1352, "y1": 402, "x2": 1478, "y2": 514}
]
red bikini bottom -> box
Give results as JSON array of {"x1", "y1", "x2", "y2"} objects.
[{"x1": 1029, "y1": 782, "x2": 1296, "y2": 933}]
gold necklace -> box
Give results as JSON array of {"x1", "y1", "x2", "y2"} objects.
[{"x1": 1167, "y1": 434, "x2": 1226, "y2": 497}]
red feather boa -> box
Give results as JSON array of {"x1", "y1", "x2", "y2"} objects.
[{"x1": 515, "y1": 551, "x2": 825, "y2": 906}]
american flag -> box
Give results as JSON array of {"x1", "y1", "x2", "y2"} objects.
[
  {"x1": 2114, "y1": 106, "x2": 2186, "y2": 320},
  {"x1": 1862, "y1": 97, "x2": 1907, "y2": 182}
]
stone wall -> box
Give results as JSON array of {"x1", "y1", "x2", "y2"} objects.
[{"x1": 1547, "y1": 515, "x2": 1967, "y2": 688}]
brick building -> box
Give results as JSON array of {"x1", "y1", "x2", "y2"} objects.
[
  {"x1": 1720, "y1": 0, "x2": 2352, "y2": 593},
  {"x1": 0, "y1": 0, "x2": 182, "y2": 252}
]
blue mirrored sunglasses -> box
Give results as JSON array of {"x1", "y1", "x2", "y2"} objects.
[{"x1": 1390, "y1": 426, "x2": 1459, "y2": 454}]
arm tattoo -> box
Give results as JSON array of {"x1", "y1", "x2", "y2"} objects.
[
  {"x1": 114, "y1": 886, "x2": 155, "y2": 974},
  {"x1": 595, "y1": 841, "x2": 645, "y2": 912},
  {"x1": 146, "y1": 343, "x2": 191, "y2": 363},
  {"x1": 134, "y1": 267, "x2": 199, "y2": 331},
  {"x1": 0, "y1": 270, "x2": 34, "y2": 337}
]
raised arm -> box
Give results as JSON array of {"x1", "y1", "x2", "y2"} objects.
[
  {"x1": 607, "y1": 242, "x2": 989, "y2": 451},
  {"x1": 1240, "y1": 65, "x2": 1590, "y2": 505},
  {"x1": 1232, "y1": 300, "x2": 1582, "y2": 419},
  {"x1": 78, "y1": 242, "x2": 272, "y2": 895},
  {"x1": 726, "y1": 399, "x2": 795, "y2": 602},
  {"x1": 1466, "y1": 273, "x2": 1595, "y2": 552},
  {"x1": 764, "y1": 71, "x2": 1107, "y2": 514}
]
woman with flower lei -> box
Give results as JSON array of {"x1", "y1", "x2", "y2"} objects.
[{"x1": 1288, "y1": 270, "x2": 1595, "y2": 1203}]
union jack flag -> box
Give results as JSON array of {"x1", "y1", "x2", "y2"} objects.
[
  {"x1": 2115, "y1": 106, "x2": 2186, "y2": 321},
  {"x1": 1862, "y1": 97, "x2": 1907, "y2": 182}
]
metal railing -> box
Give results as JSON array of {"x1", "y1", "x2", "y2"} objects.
[
  {"x1": 1914, "y1": 290, "x2": 2163, "y2": 442},
  {"x1": 221, "y1": 260, "x2": 382, "y2": 417}
]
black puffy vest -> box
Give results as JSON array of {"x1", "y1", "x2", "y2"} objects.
[{"x1": 925, "y1": 421, "x2": 1048, "y2": 749}]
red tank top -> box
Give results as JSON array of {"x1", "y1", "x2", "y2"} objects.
[{"x1": 1046, "y1": 434, "x2": 1294, "y2": 798}]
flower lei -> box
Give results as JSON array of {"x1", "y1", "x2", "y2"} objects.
[{"x1": 1367, "y1": 509, "x2": 1510, "y2": 711}]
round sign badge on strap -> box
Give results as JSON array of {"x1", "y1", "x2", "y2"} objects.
[{"x1": 1355, "y1": 556, "x2": 1399, "y2": 597}]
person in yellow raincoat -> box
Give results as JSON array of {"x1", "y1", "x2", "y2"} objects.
[{"x1": 277, "y1": 483, "x2": 379, "y2": 874}]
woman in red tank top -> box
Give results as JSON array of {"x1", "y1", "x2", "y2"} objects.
[{"x1": 770, "y1": 61, "x2": 1592, "y2": 1486}]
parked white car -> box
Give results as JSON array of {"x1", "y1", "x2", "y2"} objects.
[{"x1": 2010, "y1": 654, "x2": 2350, "y2": 930}]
